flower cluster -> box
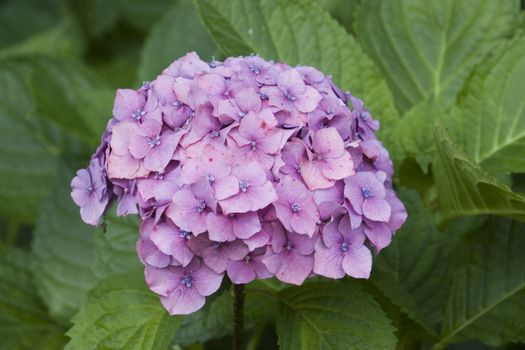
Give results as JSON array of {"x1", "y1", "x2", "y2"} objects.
[{"x1": 71, "y1": 52, "x2": 407, "y2": 315}]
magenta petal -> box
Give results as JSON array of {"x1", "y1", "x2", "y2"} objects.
[
  {"x1": 321, "y1": 154, "x2": 354, "y2": 181},
  {"x1": 277, "y1": 69, "x2": 306, "y2": 96},
  {"x1": 202, "y1": 247, "x2": 229, "y2": 273},
  {"x1": 235, "y1": 87, "x2": 261, "y2": 113},
  {"x1": 364, "y1": 221, "x2": 392, "y2": 252},
  {"x1": 362, "y1": 198, "x2": 391, "y2": 222},
  {"x1": 79, "y1": 198, "x2": 106, "y2": 225},
  {"x1": 261, "y1": 251, "x2": 283, "y2": 274},
  {"x1": 161, "y1": 286, "x2": 205, "y2": 315},
  {"x1": 143, "y1": 138, "x2": 177, "y2": 173},
  {"x1": 193, "y1": 265, "x2": 223, "y2": 296},
  {"x1": 219, "y1": 192, "x2": 252, "y2": 214},
  {"x1": 171, "y1": 240, "x2": 194, "y2": 267},
  {"x1": 290, "y1": 211, "x2": 317, "y2": 237},
  {"x1": 244, "y1": 226, "x2": 271, "y2": 250},
  {"x1": 145, "y1": 266, "x2": 180, "y2": 296},
  {"x1": 289, "y1": 233, "x2": 315, "y2": 255},
  {"x1": 227, "y1": 260, "x2": 256, "y2": 284},
  {"x1": 321, "y1": 221, "x2": 342, "y2": 248},
  {"x1": 107, "y1": 153, "x2": 147, "y2": 180},
  {"x1": 113, "y1": 89, "x2": 145, "y2": 121},
  {"x1": 312, "y1": 127, "x2": 345, "y2": 158},
  {"x1": 110, "y1": 122, "x2": 138, "y2": 156},
  {"x1": 232, "y1": 212, "x2": 261, "y2": 239},
  {"x1": 261, "y1": 86, "x2": 294, "y2": 111},
  {"x1": 206, "y1": 213, "x2": 235, "y2": 242},
  {"x1": 300, "y1": 159, "x2": 334, "y2": 191},
  {"x1": 214, "y1": 175, "x2": 239, "y2": 200},
  {"x1": 149, "y1": 222, "x2": 176, "y2": 256},
  {"x1": 342, "y1": 245, "x2": 372, "y2": 279},
  {"x1": 313, "y1": 240, "x2": 344, "y2": 279},
  {"x1": 275, "y1": 252, "x2": 313, "y2": 285},
  {"x1": 294, "y1": 86, "x2": 322, "y2": 113}
]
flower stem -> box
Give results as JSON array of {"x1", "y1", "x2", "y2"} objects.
[{"x1": 233, "y1": 284, "x2": 245, "y2": 350}]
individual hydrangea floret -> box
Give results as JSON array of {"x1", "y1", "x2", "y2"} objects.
[{"x1": 71, "y1": 52, "x2": 407, "y2": 315}]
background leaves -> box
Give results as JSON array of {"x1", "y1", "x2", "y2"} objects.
[
  {"x1": 439, "y1": 219, "x2": 525, "y2": 347},
  {"x1": 276, "y1": 281, "x2": 397, "y2": 350},
  {"x1": 66, "y1": 271, "x2": 182, "y2": 350},
  {"x1": 0, "y1": 246, "x2": 68, "y2": 349},
  {"x1": 355, "y1": 0, "x2": 520, "y2": 113}
]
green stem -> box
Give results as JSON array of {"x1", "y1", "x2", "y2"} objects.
[{"x1": 233, "y1": 284, "x2": 245, "y2": 350}]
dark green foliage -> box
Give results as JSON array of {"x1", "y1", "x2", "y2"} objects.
[{"x1": 1, "y1": 0, "x2": 525, "y2": 349}]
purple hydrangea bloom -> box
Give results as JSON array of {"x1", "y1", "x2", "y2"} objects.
[
  {"x1": 344, "y1": 171, "x2": 391, "y2": 222},
  {"x1": 145, "y1": 258, "x2": 222, "y2": 315},
  {"x1": 314, "y1": 214, "x2": 372, "y2": 279},
  {"x1": 71, "y1": 52, "x2": 407, "y2": 315},
  {"x1": 227, "y1": 247, "x2": 271, "y2": 284},
  {"x1": 262, "y1": 222, "x2": 315, "y2": 285},
  {"x1": 70, "y1": 158, "x2": 109, "y2": 225},
  {"x1": 273, "y1": 177, "x2": 319, "y2": 237}
]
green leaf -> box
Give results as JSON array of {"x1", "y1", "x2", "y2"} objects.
[
  {"x1": 0, "y1": 19, "x2": 85, "y2": 59},
  {"x1": 372, "y1": 190, "x2": 459, "y2": 334},
  {"x1": 69, "y1": 0, "x2": 171, "y2": 37},
  {"x1": 174, "y1": 282, "x2": 277, "y2": 346},
  {"x1": 28, "y1": 58, "x2": 114, "y2": 148},
  {"x1": 355, "y1": 0, "x2": 520, "y2": 112},
  {"x1": 31, "y1": 165, "x2": 97, "y2": 323},
  {"x1": 436, "y1": 219, "x2": 525, "y2": 347},
  {"x1": 93, "y1": 212, "x2": 141, "y2": 279},
  {"x1": 434, "y1": 124, "x2": 525, "y2": 221},
  {"x1": 445, "y1": 35, "x2": 525, "y2": 175},
  {"x1": 66, "y1": 270, "x2": 181, "y2": 350},
  {"x1": 395, "y1": 99, "x2": 444, "y2": 172},
  {"x1": 276, "y1": 280, "x2": 397, "y2": 350},
  {"x1": 0, "y1": 56, "x2": 113, "y2": 222},
  {"x1": 139, "y1": 0, "x2": 216, "y2": 80},
  {"x1": 194, "y1": 0, "x2": 400, "y2": 145},
  {"x1": 0, "y1": 246, "x2": 67, "y2": 349},
  {"x1": 0, "y1": 0, "x2": 61, "y2": 49},
  {"x1": 67, "y1": 0, "x2": 119, "y2": 38},
  {"x1": 0, "y1": 59, "x2": 58, "y2": 222},
  {"x1": 317, "y1": 0, "x2": 359, "y2": 35}
]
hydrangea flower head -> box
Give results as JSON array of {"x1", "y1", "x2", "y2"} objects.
[{"x1": 71, "y1": 52, "x2": 407, "y2": 315}]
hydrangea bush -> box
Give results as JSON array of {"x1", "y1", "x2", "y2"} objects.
[
  {"x1": 71, "y1": 52, "x2": 407, "y2": 314},
  {"x1": 3, "y1": 0, "x2": 525, "y2": 349}
]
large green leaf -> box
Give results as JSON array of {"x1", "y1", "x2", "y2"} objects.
[
  {"x1": 31, "y1": 166, "x2": 97, "y2": 323},
  {"x1": 0, "y1": 246, "x2": 67, "y2": 349},
  {"x1": 66, "y1": 270, "x2": 181, "y2": 350},
  {"x1": 0, "y1": 56, "x2": 114, "y2": 222},
  {"x1": 276, "y1": 280, "x2": 397, "y2": 350},
  {"x1": 433, "y1": 124, "x2": 525, "y2": 221},
  {"x1": 446, "y1": 35, "x2": 525, "y2": 175},
  {"x1": 0, "y1": 19, "x2": 85, "y2": 59},
  {"x1": 28, "y1": 58, "x2": 114, "y2": 148},
  {"x1": 395, "y1": 99, "x2": 444, "y2": 171},
  {"x1": 93, "y1": 212, "x2": 141, "y2": 279},
  {"x1": 0, "y1": 0, "x2": 61, "y2": 49},
  {"x1": 355, "y1": 0, "x2": 520, "y2": 113},
  {"x1": 436, "y1": 219, "x2": 525, "y2": 347},
  {"x1": 69, "y1": 0, "x2": 172, "y2": 37},
  {"x1": 371, "y1": 190, "x2": 459, "y2": 334},
  {"x1": 0, "y1": 59, "x2": 58, "y2": 222},
  {"x1": 194, "y1": 0, "x2": 399, "y2": 144},
  {"x1": 139, "y1": 0, "x2": 216, "y2": 81}
]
